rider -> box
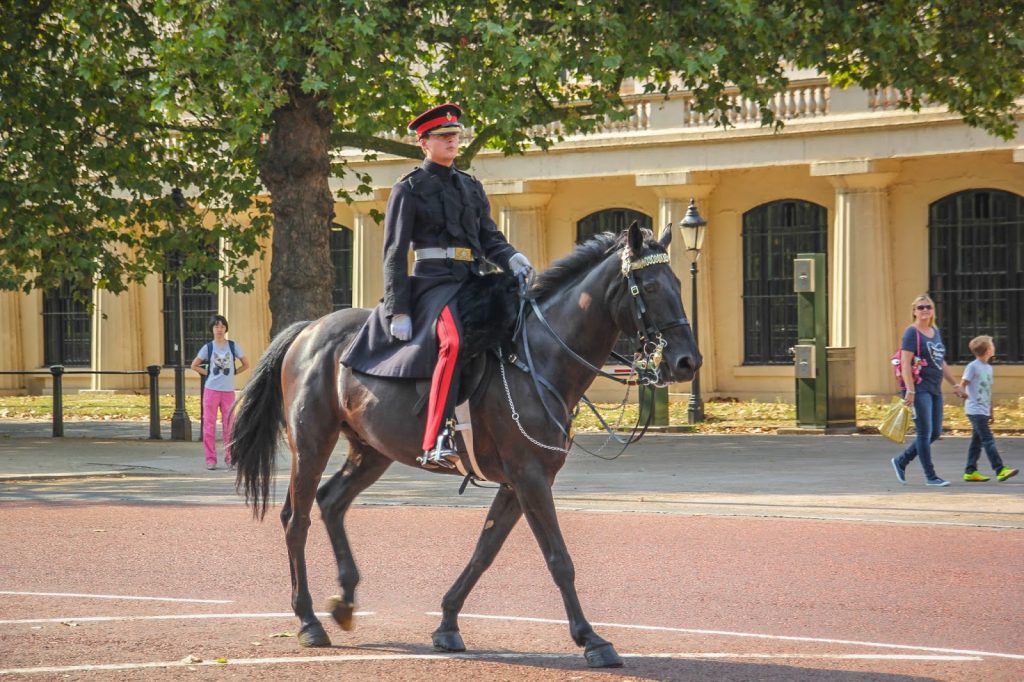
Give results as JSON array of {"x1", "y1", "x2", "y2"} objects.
[{"x1": 340, "y1": 103, "x2": 534, "y2": 469}]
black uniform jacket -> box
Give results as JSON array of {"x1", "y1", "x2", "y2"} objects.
[{"x1": 340, "y1": 160, "x2": 518, "y2": 379}]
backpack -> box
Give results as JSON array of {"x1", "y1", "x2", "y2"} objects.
[{"x1": 890, "y1": 329, "x2": 927, "y2": 390}]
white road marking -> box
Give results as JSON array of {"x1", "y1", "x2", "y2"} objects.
[
  {"x1": 0, "y1": 651, "x2": 983, "y2": 675},
  {"x1": 439, "y1": 613, "x2": 1024, "y2": 661},
  {"x1": 0, "y1": 591, "x2": 231, "y2": 604},
  {"x1": 0, "y1": 611, "x2": 373, "y2": 625}
]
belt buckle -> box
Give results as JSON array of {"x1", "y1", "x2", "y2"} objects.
[{"x1": 453, "y1": 247, "x2": 472, "y2": 262}]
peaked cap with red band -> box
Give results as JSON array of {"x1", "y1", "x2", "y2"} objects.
[{"x1": 409, "y1": 103, "x2": 463, "y2": 138}]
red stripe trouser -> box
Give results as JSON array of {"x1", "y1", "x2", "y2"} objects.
[{"x1": 422, "y1": 305, "x2": 461, "y2": 451}]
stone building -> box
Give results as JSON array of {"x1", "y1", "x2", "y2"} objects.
[{"x1": 2, "y1": 73, "x2": 1022, "y2": 405}]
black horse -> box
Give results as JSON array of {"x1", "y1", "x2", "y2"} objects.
[{"x1": 232, "y1": 221, "x2": 701, "y2": 668}]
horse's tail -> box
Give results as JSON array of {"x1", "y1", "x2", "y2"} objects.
[{"x1": 232, "y1": 319, "x2": 311, "y2": 520}]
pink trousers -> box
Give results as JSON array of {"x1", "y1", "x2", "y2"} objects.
[{"x1": 202, "y1": 388, "x2": 235, "y2": 465}]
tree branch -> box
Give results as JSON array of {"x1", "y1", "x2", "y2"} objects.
[{"x1": 331, "y1": 131, "x2": 422, "y2": 160}]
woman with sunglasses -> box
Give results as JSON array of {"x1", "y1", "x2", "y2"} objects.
[{"x1": 891, "y1": 295, "x2": 966, "y2": 486}]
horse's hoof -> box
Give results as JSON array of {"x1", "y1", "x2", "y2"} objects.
[
  {"x1": 298, "y1": 621, "x2": 331, "y2": 647},
  {"x1": 432, "y1": 629, "x2": 466, "y2": 652},
  {"x1": 326, "y1": 595, "x2": 355, "y2": 631},
  {"x1": 584, "y1": 642, "x2": 623, "y2": 668}
]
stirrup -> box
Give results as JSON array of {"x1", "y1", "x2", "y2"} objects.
[{"x1": 417, "y1": 430, "x2": 460, "y2": 470}]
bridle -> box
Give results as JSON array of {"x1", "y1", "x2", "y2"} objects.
[{"x1": 500, "y1": 244, "x2": 690, "y2": 452}]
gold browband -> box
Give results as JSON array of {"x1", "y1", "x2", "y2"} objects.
[{"x1": 621, "y1": 250, "x2": 671, "y2": 275}]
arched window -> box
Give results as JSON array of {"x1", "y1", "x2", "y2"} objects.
[
  {"x1": 576, "y1": 208, "x2": 654, "y2": 364},
  {"x1": 163, "y1": 252, "x2": 219, "y2": 366},
  {"x1": 929, "y1": 189, "x2": 1024, "y2": 363},
  {"x1": 42, "y1": 281, "x2": 92, "y2": 366},
  {"x1": 742, "y1": 199, "x2": 828, "y2": 364},
  {"x1": 330, "y1": 224, "x2": 354, "y2": 310},
  {"x1": 576, "y1": 207, "x2": 652, "y2": 243}
]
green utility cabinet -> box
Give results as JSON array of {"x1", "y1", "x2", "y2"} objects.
[
  {"x1": 639, "y1": 384, "x2": 669, "y2": 426},
  {"x1": 793, "y1": 253, "x2": 857, "y2": 430},
  {"x1": 794, "y1": 253, "x2": 828, "y2": 428}
]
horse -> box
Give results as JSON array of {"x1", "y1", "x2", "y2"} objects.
[{"x1": 231, "y1": 221, "x2": 702, "y2": 669}]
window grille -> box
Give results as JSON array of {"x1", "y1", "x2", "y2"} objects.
[
  {"x1": 929, "y1": 189, "x2": 1024, "y2": 363},
  {"x1": 42, "y1": 281, "x2": 92, "y2": 366},
  {"x1": 331, "y1": 224, "x2": 353, "y2": 310},
  {"x1": 163, "y1": 253, "x2": 219, "y2": 366},
  {"x1": 576, "y1": 208, "x2": 654, "y2": 364},
  {"x1": 742, "y1": 200, "x2": 828, "y2": 364}
]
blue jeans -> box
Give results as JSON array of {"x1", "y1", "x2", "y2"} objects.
[
  {"x1": 896, "y1": 390, "x2": 943, "y2": 480},
  {"x1": 965, "y1": 414, "x2": 1003, "y2": 474}
]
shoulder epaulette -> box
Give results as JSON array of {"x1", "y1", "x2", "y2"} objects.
[{"x1": 398, "y1": 166, "x2": 423, "y2": 185}]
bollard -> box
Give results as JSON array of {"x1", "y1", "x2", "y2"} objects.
[
  {"x1": 147, "y1": 365, "x2": 162, "y2": 440},
  {"x1": 50, "y1": 365, "x2": 65, "y2": 437}
]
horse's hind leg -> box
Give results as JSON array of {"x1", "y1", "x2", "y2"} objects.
[
  {"x1": 315, "y1": 440, "x2": 392, "y2": 632},
  {"x1": 281, "y1": 424, "x2": 340, "y2": 647},
  {"x1": 432, "y1": 483, "x2": 523, "y2": 652},
  {"x1": 512, "y1": 465, "x2": 623, "y2": 668}
]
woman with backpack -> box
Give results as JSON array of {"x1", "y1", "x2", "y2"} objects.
[
  {"x1": 190, "y1": 314, "x2": 250, "y2": 470},
  {"x1": 890, "y1": 295, "x2": 966, "y2": 487}
]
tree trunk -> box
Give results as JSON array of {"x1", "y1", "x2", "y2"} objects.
[{"x1": 260, "y1": 92, "x2": 334, "y2": 338}]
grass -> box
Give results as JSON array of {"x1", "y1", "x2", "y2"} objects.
[{"x1": 2, "y1": 393, "x2": 1022, "y2": 435}]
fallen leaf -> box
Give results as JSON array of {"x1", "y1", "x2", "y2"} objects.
[
  {"x1": 216, "y1": 657, "x2": 228, "y2": 664},
  {"x1": 60, "y1": 621, "x2": 78, "y2": 627},
  {"x1": 179, "y1": 655, "x2": 202, "y2": 664},
  {"x1": 269, "y1": 632, "x2": 294, "y2": 638}
]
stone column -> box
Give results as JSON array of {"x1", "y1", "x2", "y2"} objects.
[
  {"x1": 351, "y1": 192, "x2": 387, "y2": 308},
  {"x1": 0, "y1": 291, "x2": 25, "y2": 391},
  {"x1": 635, "y1": 172, "x2": 717, "y2": 394},
  {"x1": 89, "y1": 287, "x2": 144, "y2": 391},
  {"x1": 485, "y1": 180, "x2": 553, "y2": 269},
  {"x1": 811, "y1": 160, "x2": 898, "y2": 396}
]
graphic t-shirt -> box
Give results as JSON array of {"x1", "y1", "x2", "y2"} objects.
[
  {"x1": 902, "y1": 326, "x2": 946, "y2": 395},
  {"x1": 961, "y1": 358, "x2": 993, "y2": 416},
  {"x1": 197, "y1": 340, "x2": 245, "y2": 392}
]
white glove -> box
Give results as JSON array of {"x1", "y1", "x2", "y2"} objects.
[
  {"x1": 389, "y1": 314, "x2": 412, "y2": 341},
  {"x1": 509, "y1": 253, "x2": 534, "y2": 280}
]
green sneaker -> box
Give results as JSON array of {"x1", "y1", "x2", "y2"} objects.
[
  {"x1": 996, "y1": 467, "x2": 1019, "y2": 482},
  {"x1": 963, "y1": 471, "x2": 989, "y2": 482}
]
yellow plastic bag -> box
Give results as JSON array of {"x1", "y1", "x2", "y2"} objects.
[{"x1": 879, "y1": 397, "x2": 913, "y2": 444}]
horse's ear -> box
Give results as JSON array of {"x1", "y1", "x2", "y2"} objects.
[
  {"x1": 658, "y1": 222, "x2": 672, "y2": 248},
  {"x1": 627, "y1": 220, "x2": 643, "y2": 258}
]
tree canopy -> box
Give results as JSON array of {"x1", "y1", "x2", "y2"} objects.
[{"x1": 2, "y1": 1, "x2": 1021, "y2": 333}]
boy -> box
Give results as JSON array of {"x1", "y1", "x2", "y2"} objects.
[{"x1": 959, "y1": 335, "x2": 1018, "y2": 482}]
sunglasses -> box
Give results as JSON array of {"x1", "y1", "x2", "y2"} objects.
[{"x1": 916, "y1": 304, "x2": 933, "y2": 310}]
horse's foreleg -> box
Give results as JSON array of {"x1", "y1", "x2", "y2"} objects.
[
  {"x1": 316, "y1": 443, "x2": 392, "y2": 633},
  {"x1": 513, "y1": 467, "x2": 623, "y2": 669},
  {"x1": 432, "y1": 483, "x2": 522, "y2": 652}
]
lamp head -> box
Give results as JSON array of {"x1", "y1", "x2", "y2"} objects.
[{"x1": 678, "y1": 198, "x2": 707, "y2": 254}]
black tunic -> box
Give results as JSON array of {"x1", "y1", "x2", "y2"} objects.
[{"x1": 340, "y1": 160, "x2": 518, "y2": 378}]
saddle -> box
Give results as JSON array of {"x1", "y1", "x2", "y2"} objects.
[{"x1": 411, "y1": 271, "x2": 518, "y2": 415}]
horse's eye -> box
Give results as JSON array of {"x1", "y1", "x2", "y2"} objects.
[{"x1": 642, "y1": 281, "x2": 658, "y2": 294}]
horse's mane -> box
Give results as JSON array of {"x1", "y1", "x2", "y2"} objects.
[{"x1": 531, "y1": 229, "x2": 663, "y2": 302}]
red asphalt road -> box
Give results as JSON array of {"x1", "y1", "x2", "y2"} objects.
[{"x1": 0, "y1": 503, "x2": 1022, "y2": 681}]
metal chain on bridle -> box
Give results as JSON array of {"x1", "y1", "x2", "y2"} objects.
[{"x1": 499, "y1": 244, "x2": 688, "y2": 455}]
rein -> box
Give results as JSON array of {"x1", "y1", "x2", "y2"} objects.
[{"x1": 500, "y1": 246, "x2": 688, "y2": 454}]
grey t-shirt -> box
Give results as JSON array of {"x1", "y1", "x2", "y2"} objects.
[
  {"x1": 962, "y1": 358, "x2": 993, "y2": 416},
  {"x1": 196, "y1": 340, "x2": 245, "y2": 392}
]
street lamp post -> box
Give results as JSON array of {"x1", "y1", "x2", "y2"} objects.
[
  {"x1": 169, "y1": 273, "x2": 192, "y2": 441},
  {"x1": 679, "y1": 199, "x2": 707, "y2": 424}
]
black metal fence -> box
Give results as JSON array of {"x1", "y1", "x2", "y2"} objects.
[{"x1": 0, "y1": 366, "x2": 163, "y2": 438}]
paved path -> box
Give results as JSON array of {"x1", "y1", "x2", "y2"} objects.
[{"x1": 2, "y1": 421, "x2": 1022, "y2": 527}]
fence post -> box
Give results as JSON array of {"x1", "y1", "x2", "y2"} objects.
[
  {"x1": 50, "y1": 365, "x2": 65, "y2": 437},
  {"x1": 147, "y1": 365, "x2": 162, "y2": 440}
]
